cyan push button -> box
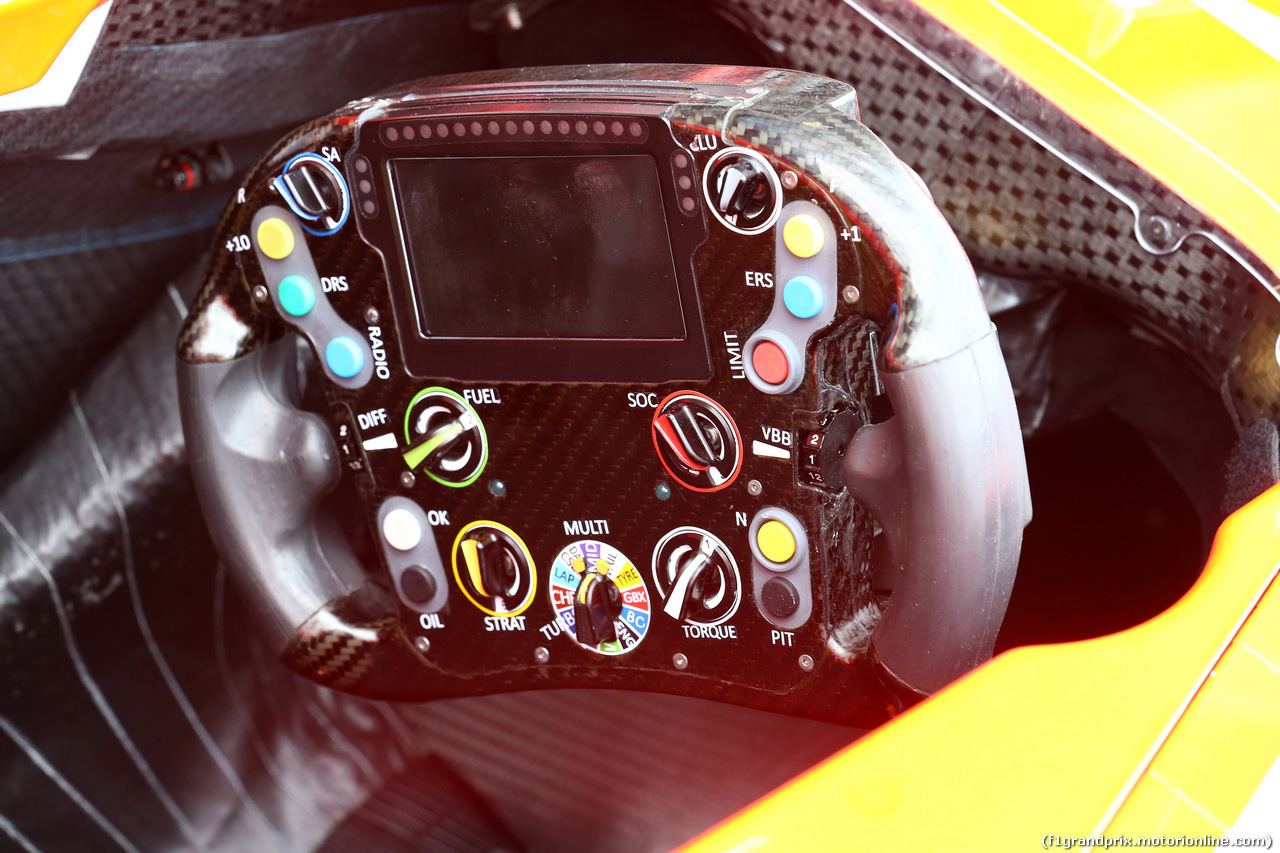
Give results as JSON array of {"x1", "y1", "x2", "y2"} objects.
[
  {"x1": 782, "y1": 275, "x2": 824, "y2": 319},
  {"x1": 325, "y1": 336, "x2": 364, "y2": 378},
  {"x1": 277, "y1": 274, "x2": 315, "y2": 317}
]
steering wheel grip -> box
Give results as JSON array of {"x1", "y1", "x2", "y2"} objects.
[
  {"x1": 845, "y1": 331, "x2": 1030, "y2": 693},
  {"x1": 733, "y1": 104, "x2": 1032, "y2": 694},
  {"x1": 179, "y1": 338, "x2": 365, "y2": 651}
]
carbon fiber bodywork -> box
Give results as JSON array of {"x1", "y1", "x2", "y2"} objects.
[{"x1": 720, "y1": 0, "x2": 1280, "y2": 427}]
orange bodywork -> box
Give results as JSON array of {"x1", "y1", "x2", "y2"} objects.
[
  {"x1": 0, "y1": 0, "x2": 106, "y2": 96},
  {"x1": 910, "y1": 0, "x2": 1280, "y2": 304},
  {"x1": 685, "y1": 483, "x2": 1280, "y2": 847},
  {"x1": 684, "y1": 4, "x2": 1280, "y2": 841}
]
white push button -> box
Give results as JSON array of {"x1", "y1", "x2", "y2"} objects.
[{"x1": 382, "y1": 508, "x2": 422, "y2": 551}]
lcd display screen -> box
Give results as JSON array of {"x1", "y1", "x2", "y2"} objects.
[{"x1": 391, "y1": 156, "x2": 686, "y2": 340}]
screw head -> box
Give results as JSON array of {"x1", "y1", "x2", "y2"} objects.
[
  {"x1": 1139, "y1": 212, "x2": 1180, "y2": 253},
  {"x1": 1146, "y1": 214, "x2": 1172, "y2": 247},
  {"x1": 799, "y1": 653, "x2": 815, "y2": 672},
  {"x1": 414, "y1": 636, "x2": 431, "y2": 655},
  {"x1": 534, "y1": 646, "x2": 550, "y2": 664},
  {"x1": 400, "y1": 470, "x2": 416, "y2": 489},
  {"x1": 781, "y1": 170, "x2": 799, "y2": 190},
  {"x1": 364, "y1": 306, "x2": 380, "y2": 324},
  {"x1": 747, "y1": 479, "x2": 763, "y2": 497},
  {"x1": 673, "y1": 652, "x2": 689, "y2": 670},
  {"x1": 842, "y1": 285, "x2": 860, "y2": 305},
  {"x1": 251, "y1": 285, "x2": 269, "y2": 303}
]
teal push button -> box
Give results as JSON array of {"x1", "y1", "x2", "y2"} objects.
[
  {"x1": 325, "y1": 336, "x2": 364, "y2": 378},
  {"x1": 277, "y1": 274, "x2": 315, "y2": 317},
  {"x1": 783, "y1": 275, "x2": 824, "y2": 319}
]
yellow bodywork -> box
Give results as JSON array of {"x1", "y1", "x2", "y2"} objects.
[
  {"x1": 0, "y1": 0, "x2": 104, "y2": 96},
  {"x1": 686, "y1": 482, "x2": 1280, "y2": 847},
  {"x1": 912, "y1": 0, "x2": 1280, "y2": 298}
]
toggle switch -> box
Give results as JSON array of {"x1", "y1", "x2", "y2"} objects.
[
  {"x1": 281, "y1": 161, "x2": 341, "y2": 220},
  {"x1": 549, "y1": 540, "x2": 651, "y2": 656},
  {"x1": 651, "y1": 528, "x2": 742, "y2": 626},
  {"x1": 651, "y1": 392, "x2": 742, "y2": 492},
  {"x1": 402, "y1": 388, "x2": 488, "y2": 487},
  {"x1": 714, "y1": 158, "x2": 771, "y2": 222},
  {"x1": 451, "y1": 521, "x2": 536, "y2": 617},
  {"x1": 703, "y1": 148, "x2": 781, "y2": 234},
  {"x1": 662, "y1": 535, "x2": 717, "y2": 621},
  {"x1": 656, "y1": 405, "x2": 722, "y2": 476},
  {"x1": 460, "y1": 532, "x2": 520, "y2": 599},
  {"x1": 574, "y1": 572, "x2": 622, "y2": 647},
  {"x1": 272, "y1": 152, "x2": 350, "y2": 235},
  {"x1": 403, "y1": 417, "x2": 466, "y2": 471}
]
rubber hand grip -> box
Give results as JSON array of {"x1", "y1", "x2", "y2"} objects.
[{"x1": 178, "y1": 336, "x2": 366, "y2": 650}]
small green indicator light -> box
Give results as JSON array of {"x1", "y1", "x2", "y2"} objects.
[
  {"x1": 489, "y1": 479, "x2": 506, "y2": 497},
  {"x1": 655, "y1": 482, "x2": 671, "y2": 500}
]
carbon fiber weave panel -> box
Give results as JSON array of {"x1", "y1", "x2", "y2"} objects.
[{"x1": 720, "y1": 0, "x2": 1280, "y2": 426}]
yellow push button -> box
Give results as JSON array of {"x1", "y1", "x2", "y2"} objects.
[
  {"x1": 757, "y1": 520, "x2": 796, "y2": 564},
  {"x1": 782, "y1": 213, "x2": 824, "y2": 258},
  {"x1": 256, "y1": 217, "x2": 294, "y2": 259}
]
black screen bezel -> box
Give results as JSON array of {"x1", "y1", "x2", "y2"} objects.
[{"x1": 349, "y1": 108, "x2": 711, "y2": 383}]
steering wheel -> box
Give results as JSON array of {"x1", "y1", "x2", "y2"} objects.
[{"x1": 177, "y1": 64, "x2": 1029, "y2": 724}]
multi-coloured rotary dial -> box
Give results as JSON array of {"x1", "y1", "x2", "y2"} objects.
[{"x1": 549, "y1": 540, "x2": 652, "y2": 655}]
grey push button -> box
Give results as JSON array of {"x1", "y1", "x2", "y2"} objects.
[
  {"x1": 250, "y1": 205, "x2": 374, "y2": 389},
  {"x1": 382, "y1": 507, "x2": 422, "y2": 551},
  {"x1": 377, "y1": 497, "x2": 448, "y2": 614},
  {"x1": 748, "y1": 507, "x2": 812, "y2": 630},
  {"x1": 743, "y1": 201, "x2": 838, "y2": 395}
]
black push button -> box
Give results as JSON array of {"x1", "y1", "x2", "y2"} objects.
[
  {"x1": 760, "y1": 577, "x2": 800, "y2": 619},
  {"x1": 400, "y1": 566, "x2": 437, "y2": 605}
]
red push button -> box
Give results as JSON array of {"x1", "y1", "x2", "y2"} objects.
[{"x1": 751, "y1": 340, "x2": 790, "y2": 385}]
